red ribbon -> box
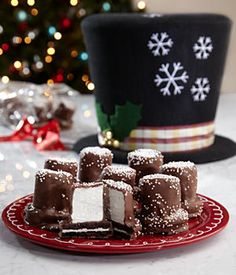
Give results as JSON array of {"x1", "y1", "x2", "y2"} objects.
[{"x1": 0, "y1": 117, "x2": 66, "y2": 151}]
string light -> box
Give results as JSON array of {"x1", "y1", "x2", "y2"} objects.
[
  {"x1": 45, "y1": 55, "x2": 53, "y2": 63},
  {"x1": 70, "y1": 0, "x2": 79, "y2": 6},
  {"x1": 35, "y1": 61, "x2": 43, "y2": 69},
  {"x1": 102, "y1": 2, "x2": 111, "y2": 12},
  {"x1": 87, "y1": 82, "x2": 95, "y2": 91},
  {"x1": 14, "y1": 60, "x2": 22, "y2": 69},
  {"x1": 24, "y1": 37, "x2": 31, "y2": 44},
  {"x1": 22, "y1": 67, "x2": 30, "y2": 76},
  {"x1": 31, "y1": 8, "x2": 38, "y2": 16},
  {"x1": 80, "y1": 52, "x2": 88, "y2": 61},
  {"x1": 12, "y1": 36, "x2": 22, "y2": 44},
  {"x1": 1, "y1": 76, "x2": 10, "y2": 84},
  {"x1": 11, "y1": 0, "x2": 18, "y2": 7},
  {"x1": 27, "y1": 0, "x2": 35, "y2": 6},
  {"x1": 82, "y1": 74, "x2": 89, "y2": 82},
  {"x1": 137, "y1": 1, "x2": 146, "y2": 10},
  {"x1": 71, "y1": 50, "x2": 78, "y2": 58},
  {"x1": 47, "y1": 47, "x2": 55, "y2": 55},
  {"x1": 17, "y1": 10, "x2": 28, "y2": 21},
  {"x1": 77, "y1": 9, "x2": 86, "y2": 17},
  {"x1": 48, "y1": 26, "x2": 56, "y2": 36},
  {"x1": 28, "y1": 31, "x2": 36, "y2": 39},
  {"x1": 0, "y1": 25, "x2": 3, "y2": 34},
  {"x1": 54, "y1": 32, "x2": 62, "y2": 40},
  {"x1": 47, "y1": 79, "x2": 54, "y2": 85},
  {"x1": 0, "y1": 48, "x2": 3, "y2": 55}
]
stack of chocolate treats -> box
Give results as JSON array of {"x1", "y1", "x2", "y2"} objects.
[{"x1": 25, "y1": 147, "x2": 203, "y2": 239}]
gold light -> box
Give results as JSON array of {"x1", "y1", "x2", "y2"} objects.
[
  {"x1": 0, "y1": 48, "x2": 3, "y2": 55},
  {"x1": 1, "y1": 76, "x2": 10, "y2": 84},
  {"x1": 45, "y1": 55, "x2": 53, "y2": 63},
  {"x1": 47, "y1": 47, "x2": 55, "y2": 55},
  {"x1": 71, "y1": 50, "x2": 78, "y2": 58},
  {"x1": 11, "y1": 0, "x2": 19, "y2": 7},
  {"x1": 31, "y1": 8, "x2": 38, "y2": 16},
  {"x1": 70, "y1": 0, "x2": 79, "y2": 6},
  {"x1": 14, "y1": 60, "x2": 22, "y2": 69},
  {"x1": 137, "y1": 1, "x2": 146, "y2": 10},
  {"x1": 24, "y1": 37, "x2": 31, "y2": 44},
  {"x1": 47, "y1": 79, "x2": 54, "y2": 85},
  {"x1": 82, "y1": 74, "x2": 89, "y2": 82},
  {"x1": 27, "y1": 0, "x2": 35, "y2": 6}
]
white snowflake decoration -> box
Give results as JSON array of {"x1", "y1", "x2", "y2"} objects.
[
  {"x1": 147, "y1": 32, "x2": 173, "y2": 56},
  {"x1": 191, "y1": 78, "x2": 210, "y2": 101},
  {"x1": 154, "y1": 62, "x2": 189, "y2": 96},
  {"x1": 193, "y1": 36, "x2": 213, "y2": 59}
]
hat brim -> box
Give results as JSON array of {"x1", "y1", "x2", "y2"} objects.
[{"x1": 73, "y1": 134, "x2": 236, "y2": 164}]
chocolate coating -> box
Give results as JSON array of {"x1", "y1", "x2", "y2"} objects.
[
  {"x1": 139, "y1": 174, "x2": 189, "y2": 235},
  {"x1": 79, "y1": 146, "x2": 113, "y2": 182},
  {"x1": 101, "y1": 165, "x2": 136, "y2": 187},
  {"x1": 25, "y1": 169, "x2": 74, "y2": 230},
  {"x1": 162, "y1": 161, "x2": 203, "y2": 218},
  {"x1": 44, "y1": 158, "x2": 78, "y2": 182},
  {"x1": 128, "y1": 149, "x2": 163, "y2": 183}
]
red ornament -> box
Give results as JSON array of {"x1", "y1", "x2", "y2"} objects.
[
  {"x1": 56, "y1": 74, "x2": 64, "y2": 82},
  {"x1": 2, "y1": 43, "x2": 9, "y2": 51},
  {"x1": 61, "y1": 18, "x2": 71, "y2": 29}
]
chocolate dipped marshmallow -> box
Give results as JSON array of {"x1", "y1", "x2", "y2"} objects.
[
  {"x1": 128, "y1": 149, "x2": 163, "y2": 183},
  {"x1": 101, "y1": 165, "x2": 136, "y2": 187},
  {"x1": 25, "y1": 169, "x2": 74, "y2": 230},
  {"x1": 44, "y1": 157, "x2": 78, "y2": 182},
  {"x1": 162, "y1": 161, "x2": 203, "y2": 218},
  {"x1": 79, "y1": 146, "x2": 113, "y2": 182},
  {"x1": 139, "y1": 174, "x2": 189, "y2": 235}
]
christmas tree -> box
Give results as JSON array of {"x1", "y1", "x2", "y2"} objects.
[{"x1": 0, "y1": 0, "x2": 145, "y2": 93}]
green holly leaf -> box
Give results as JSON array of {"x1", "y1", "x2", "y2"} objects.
[
  {"x1": 110, "y1": 101, "x2": 142, "y2": 141},
  {"x1": 95, "y1": 102, "x2": 110, "y2": 131}
]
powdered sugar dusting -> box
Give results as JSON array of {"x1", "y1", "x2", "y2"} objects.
[
  {"x1": 141, "y1": 173, "x2": 179, "y2": 183},
  {"x1": 103, "y1": 179, "x2": 133, "y2": 193},
  {"x1": 46, "y1": 157, "x2": 77, "y2": 165},
  {"x1": 128, "y1": 149, "x2": 163, "y2": 165},
  {"x1": 36, "y1": 169, "x2": 73, "y2": 184},
  {"x1": 102, "y1": 165, "x2": 136, "y2": 179},
  {"x1": 162, "y1": 161, "x2": 195, "y2": 170},
  {"x1": 80, "y1": 147, "x2": 113, "y2": 158},
  {"x1": 36, "y1": 169, "x2": 72, "y2": 178}
]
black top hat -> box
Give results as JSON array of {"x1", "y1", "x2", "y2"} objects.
[{"x1": 74, "y1": 13, "x2": 236, "y2": 164}]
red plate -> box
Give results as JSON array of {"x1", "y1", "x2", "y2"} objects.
[{"x1": 2, "y1": 194, "x2": 229, "y2": 254}]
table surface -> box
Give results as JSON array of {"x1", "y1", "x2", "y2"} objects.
[{"x1": 0, "y1": 93, "x2": 236, "y2": 275}]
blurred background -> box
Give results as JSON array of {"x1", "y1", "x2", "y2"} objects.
[{"x1": 0, "y1": 0, "x2": 234, "y2": 94}]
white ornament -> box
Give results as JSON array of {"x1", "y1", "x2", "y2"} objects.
[
  {"x1": 154, "y1": 62, "x2": 189, "y2": 96},
  {"x1": 191, "y1": 78, "x2": 210, "y2": 102},
  {"x1": 147, "y1": 32, "x2": 173, "y2": 56},
  {"x1": 193, "y1": 36, "x2": 213, "y2": 59}
]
